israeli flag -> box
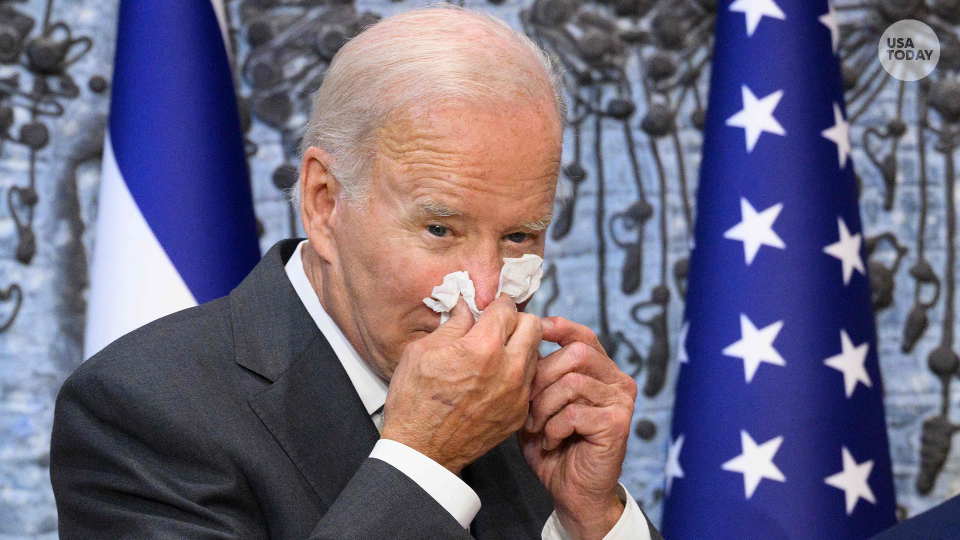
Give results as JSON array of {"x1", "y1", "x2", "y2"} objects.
[{"x1": 85, "y1": 0, "x2": 261, "y2": 358}]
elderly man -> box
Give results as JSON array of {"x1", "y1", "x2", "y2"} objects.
[{"x1": 51, "y1": 7, "x2": 663, "y2": 540}]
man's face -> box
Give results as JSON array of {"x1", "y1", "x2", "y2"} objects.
[{"x1": 307, "y1": 99, "x2": 562, "y2": 380}]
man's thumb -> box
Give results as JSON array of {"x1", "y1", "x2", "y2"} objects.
[{"x1": 437, "y1": 298, "x2": 474, "y2": 337}]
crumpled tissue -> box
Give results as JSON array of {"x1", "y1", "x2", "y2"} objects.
[{"x1": 423, "y1": 254, "x2": 544, "y2": 324}]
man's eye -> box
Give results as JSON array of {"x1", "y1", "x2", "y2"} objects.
[
  {"x1": 506, "y1": 232, "x2": 528, "y2": 243},
  {"x1": 427, "y1": 225, "x2": 448, "y2": 237}
]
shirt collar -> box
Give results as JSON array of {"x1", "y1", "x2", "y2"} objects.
[{"x1": 284, "y1": 240, "x2": 389, "y2": 416}]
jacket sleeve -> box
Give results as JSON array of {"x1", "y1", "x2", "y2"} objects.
[
  {"x1": 307, "y1": 458, "x2": 474, "y2": 540},
  {"x1": 50, "y1": 361, "x2": 476, "y2": 540}
]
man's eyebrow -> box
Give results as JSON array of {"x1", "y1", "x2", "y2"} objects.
[
  {"x1": 416, "y1": 199, "x2": 552, "y2": 231},
  {"x1": 521, "y1": 214, "x2": 553, "y2": 232},
  {"x1": 416, "y1": 199, "x2": 460, "y2": 217}
]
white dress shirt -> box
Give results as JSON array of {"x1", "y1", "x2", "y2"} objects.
[{"x1": 285, "y1": 240, "x2": 650, "y2": 540}]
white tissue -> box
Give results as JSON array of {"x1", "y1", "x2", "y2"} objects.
[
  {"x1": 423, "y1": 254, "x2": 545, "y2": 324},
  {"x1": 497, "y1": 254, "x2": 544, "y2": 304},
  {"x1": 422, "y1": 271, "x2": 482, "y2": 321}
]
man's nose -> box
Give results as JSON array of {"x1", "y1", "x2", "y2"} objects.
[{"x1": 467, "y1": 257, "x2": 503, "y2": 313}]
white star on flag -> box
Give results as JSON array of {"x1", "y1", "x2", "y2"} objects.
[
  {"x1": 724, "y1": 198, "x2": 786, "y2": 265},
  {"x1": 678, "y1": 320, "x2": 689, "y2": 363},
  {"x1": 823, "y1": 217, "x2": 864, "y2": 285},
  {"x1": 824, "y1": 329, "x2": 872, "y2": 398},
  {"x1": 665, "y1": 435, "x2": 685, "y2": 495},
  {"x1": 726, "y1": 86, "x2": 787, "y2": 152},
  {"x1": 819, "y1": 2, "x2": 840, "y2": 53},
  {"x1": 723, "y1": 313, "x2": 786, "y2": 383},
  {"x1": 822, "y1": 103, "x2": 851, "y2": 168},
  {"x1": 722, "y1": 430, "x2": 786, "y2": 499},
  {"x1": 824, "y1": 446, "x2": 876, "y2": 515},
  {"x1": 729, "y1": 0, "x2": 786, "y2": 37}
]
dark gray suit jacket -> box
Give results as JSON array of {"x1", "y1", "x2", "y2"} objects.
[{"x1": 51, "y1": 238, "x2": 663, "y2": 539}]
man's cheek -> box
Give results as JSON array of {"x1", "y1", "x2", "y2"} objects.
[{"x1": 395, "y1": 251, "x2": 454, "y2": 294}]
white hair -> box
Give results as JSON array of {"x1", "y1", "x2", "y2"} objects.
[{"x1": 290, "y1": 4, "x2": 567, "y2": 208}]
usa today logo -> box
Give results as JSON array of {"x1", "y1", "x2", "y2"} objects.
[{"x1": 879, "y1": 20, "x2": 940, "y2": 81}]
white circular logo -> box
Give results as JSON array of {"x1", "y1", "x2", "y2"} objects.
[{"x1": 879, "y1": 20, "x2": 940, "y2": 81}]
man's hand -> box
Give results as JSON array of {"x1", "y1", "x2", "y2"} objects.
[
  {"x1": 519, "y1": 317, "x2": 638, "y2": 540},
  {"x1": 382, "y1": 295, "x2": 543, "y2": 475}
]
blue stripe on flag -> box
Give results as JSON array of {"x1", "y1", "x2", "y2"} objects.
[{"x1": 109, "y1": 0, "x2": 260, "y2": 303}]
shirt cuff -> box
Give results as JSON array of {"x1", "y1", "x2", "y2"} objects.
[
  {"x1": 369, "y1": 438, "x2": 481, "y2": 529},
  {"x1": 541, "y1": 483, "x2": 651, "y2": 540}
]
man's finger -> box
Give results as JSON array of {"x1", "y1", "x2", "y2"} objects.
[
  {"x1": 530, "y1": 341, "x2": 624, "y2": 401},
  {"x1": 505, "y1": 313, "x2": 543, "y2": 387},
  {"x1": 469, "y1": 294, "x2": 519, "y2": 344},
  {"x1": 526, "y1": 372, "x2": 618, "y2": 433},
  {"x1": 540, "y1": 316, "x2": 604, "y2": 355},
  {"x1": 541, "y1": 403, "x2": 628, "y2": 452},
  {"x1": 432, "y1": 298, "x2": 475, "y2": 340}
]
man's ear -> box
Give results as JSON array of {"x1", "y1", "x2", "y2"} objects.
[{"x1": 300, "y1": 146, "x2": 341, "y2": 262}]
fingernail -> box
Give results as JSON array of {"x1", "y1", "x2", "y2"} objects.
[
  {"x1": 525, "y1": 414, "x2": 534, "y2": 431},
  {"x1": 541, "y1": 319, "x2": 554, "y2": 332},
  {"x1": 542, "y1": 438, "x2": 550, "y2": 451}
]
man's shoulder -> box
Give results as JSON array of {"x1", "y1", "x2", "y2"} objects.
[
  {"x1": 50, "y1": 296, "x2": 268, "y2": 497},
  {"x1": 61, "y1": 297, "x2": 239, "y2": 412}
]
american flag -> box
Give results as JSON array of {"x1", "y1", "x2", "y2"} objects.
[{"x1": 660, "y1": 1, "x2": 898, "y2": 537}]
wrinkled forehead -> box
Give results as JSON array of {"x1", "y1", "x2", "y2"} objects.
[
  {"x1": 374, "y1": 97, "x2": 562, "y2": 175},
  {"x1": 370, "y1": 99, "x2": 562, "y2": 220}
]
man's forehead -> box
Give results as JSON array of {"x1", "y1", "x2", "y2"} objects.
[
  {"x1": 369, "y1": 99, "x2": 561, "y2": 225},
  {"x1": 376, "y1": 99, "x2": 561, "y2": 156}
]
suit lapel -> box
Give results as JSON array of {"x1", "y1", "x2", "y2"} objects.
[
  {"x1": 248, "y1": 332, "x2": 380, "y2": 509},
  {"x1": 230, "y1": 239, "x2": 380, "y2": 509}
]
